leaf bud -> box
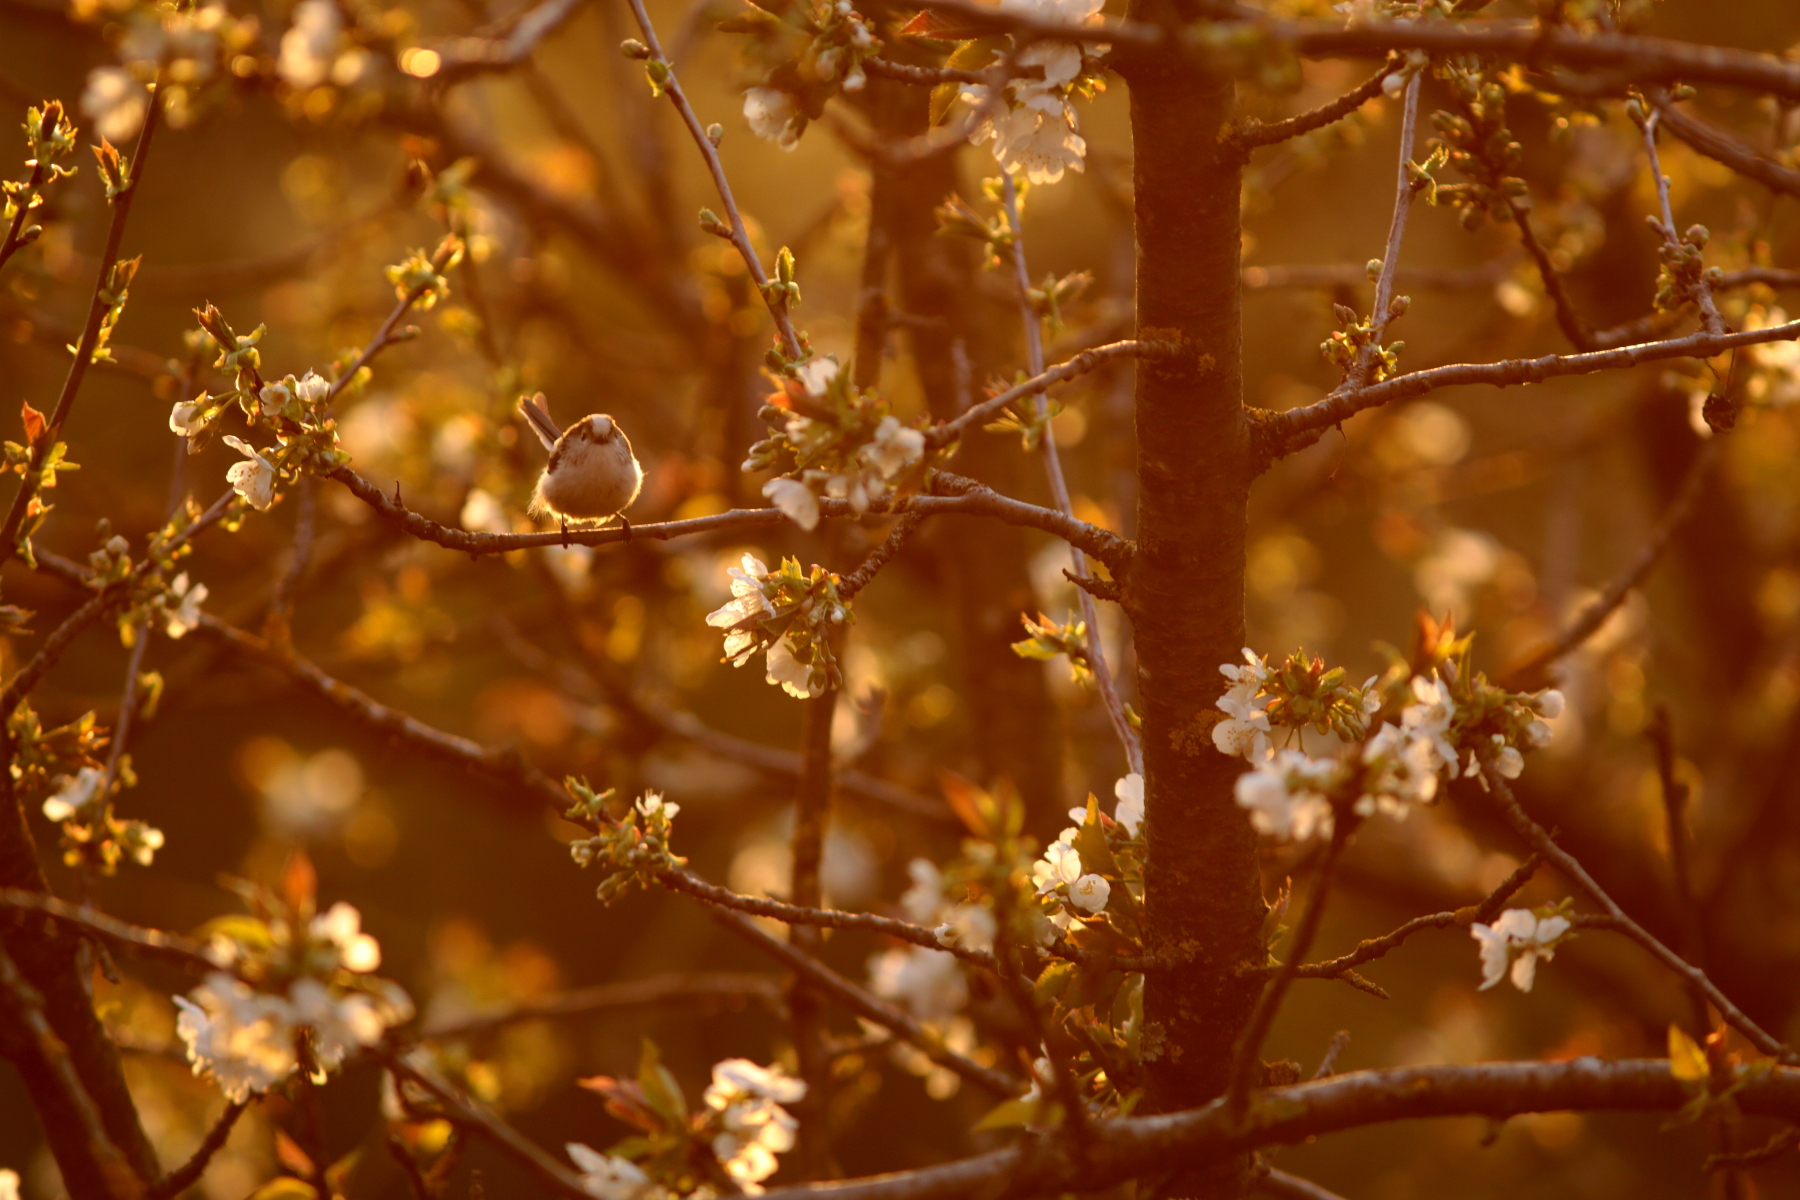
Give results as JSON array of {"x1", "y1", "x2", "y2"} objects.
[
  {"x1": 620, "y1": 38, "x2": 651, "y2": 58},
  {"x1": 1388, "y1": 294, "x2": 1410, "y2": 318},
  {"x1": 1365, "y1": 259, "x2": 1383, "y2": 282},
  {"x1": 1683, "y1": 224, "x2": 1709, "y2": 248},
  {"x1": 706, "y1": 123, "x2": 724, "y2": 146}
]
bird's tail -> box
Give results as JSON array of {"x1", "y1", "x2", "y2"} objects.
[{"x1": 518, "y1": 393, "x2": 562, "y2": 451}]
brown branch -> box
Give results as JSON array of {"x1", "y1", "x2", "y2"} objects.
[
  {"x1": 1655, "y1": 97, "x2": 1800, "y2": 200},
  {"x1": 420, "y1": 972, "x2": 783, "y2": 1041},
  {"x1": 1290, "y1": 854, "x2": 1541, "y2": 981},
  {"x1": 0, "y1": 585, "x2": 128, "y2": 715},
  {"x1": 0, "y1": 888, "x2": 221, "y2": 975},
  {"x1": 746, "y1": 1059, "x2": 1800, "y2": 1200},
  {"x1": 930, "y1": 338, "x2": 1180, "y2": 445},
  {"x1": 1501, "y1": 437, "x2": 1715, "y2": 689},
  {"x1": 863, "y1": 57, "x2": 987, "y2": 86},
  {"x1": 706, "y1": 907, "x2": 1019, "y2": 1099},
  {"x1": 1480, "y1": 758, "x2": 1795, "y2": 1064},
  {"x1": 1254, "y1": 1168, "x2": 1350, "y2": 1200},
  {"x1": 377, "y1": 1050, "x2": 592, "y2": 1200},
  {"x1": 838, "y1": 513, "x2": 925, "y2": 600},
  {"x1": 192, "y1": 615, "x2": 564, "y2": 813},
  {"x1": 147, "y1": 1101, "x2": 248, "y2": 1200},
  {"x1": 1705, "y1": 1126, "x2": 1800, "y2": 1173},
  {"x1": 788, "y1": 683, "x2": 838, "y2": 1177},
  {"x1": 0, "y1": 75, "x2": 164, "y2": 570},
  {"x1": 0, "y1": 945, "x2": 141, "y2": 1200},
  {"x1": 1230, "y1": 58, "x2": 1395, "y2": 151},
  {"x1": 1262, "y1": 317, "x2": 1800, "y2": 454},
  {"x1": 327, "y1": 464, "x2": 1135, "y2": 576},
  {"x1": 430, "y1": 0, "x2": 589, "y2": 82},
  {"x1": 622, "y1": 0, "x2": 801, "y2": 358}
]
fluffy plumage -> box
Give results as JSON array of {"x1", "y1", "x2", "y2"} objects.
[{"x1": 518, "y1": 394, "x2": 643, "y2": 524}]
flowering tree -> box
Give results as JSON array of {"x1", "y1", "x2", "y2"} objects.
[{"x1": 3, "y1": 0, "x2": 1800, "y2": 1198}]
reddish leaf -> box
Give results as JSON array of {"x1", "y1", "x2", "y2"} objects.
[
  {"x1": 898, "y1": 8, "x2": 998, "y2": 39},
  {"x1": 20, "y1": 402, "x2": 45, "y2": 444}
]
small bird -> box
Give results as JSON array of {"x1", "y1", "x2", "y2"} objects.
[{"x1": 518, "y1": 393, "x2": 643, "y2": 540}]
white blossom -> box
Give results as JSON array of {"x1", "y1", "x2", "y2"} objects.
[
  {"x1": 900, "y1": 857, "x2": 945, "y2": 923},
  {"x1": 964, "y1": 84, "x2": 1087, "y2": 185},
  {"x1": 743, "y1": 87, "x2": 803, "y2": 149},
  {"x1": 704, "y1": 1060, "x2": 806, "y2": 1190},
  {"x1": 1533, "y1": 689, "x2": 1565, "y2": 719},
  {"x1": 933, "y1": 903, "x2": 996, "y2": 953},
  {"x1": 869, "y1": 945, "x2": 966, "y2": 1022},
  {"x1": 42, "y1": 766, "x2": 106, "y2": 822},
  {"x1": 636, "y1": 791, "x2": 680, "y2": 822},
  {"x1": 1068, "y1": 872, "x2": 1110, "y2": 914},
  {"x1": 311, "y1": 901, "x2": 382, "y2": 972},
  {"x1": 708, "y1": 554, "x2": 776, "y2": 631},
  {"x1": 287, "y1": 977, "x2": 388, "y2": 1073},
  {"x1": 1113, "y1": 772, "x2": 1144, "y2": 835},
  {"x1": 223, "y1": 436, "x2": 277, "y2": 511},
  {"x1": 765, "y1": 635, "x2": 821, "y2": 699},
  {"x1": 859, "y1": 416, "x2": 925, "y2": 479},
  {"x1": 0, "y1": 1168, "x2": 18, "y2": 1200},
  {"x1": 168, "y1": 399, "x2": 207, "y2": 437},
  {"x1": 1234, "y1": 749, "x2": 1342, "y2": 841},
  {"x1": 567, "y1": 1145, "x2": 661, "y2": 1200},
  {"x1": 763, "y1": 477, "x2": 820, "y2": 531},
  {"x1": 82, "y1": 66, "x2": 148, "y2": 144},
  {"x1": 295, "y1": 370, "x2": 332, "y2": 405},
  {"x1": 795, "y1": 357, "x2": 839, "y2": 396},
  {"x1": 1355, "y1": 722, "x2": 1440, "y2": 818},
  {"x1": 162, "y1": 572, "x2": 208, "y2": 639},
  {"x1": 1399, "y1": 675, "x2": 1459, "y2": 768},
  {"x1": 1031, "y1": 839, "x2": 1083, "y2": 895},
  {"x1": 1471, "y1": 908, "x2": 1572, "y2": 993},
  {"x1": 278, "y1": 0, "x2": 342, "y2": 88},
  {"x1": 175, "y1": 974, "x2": 299, "y2": 1102}
]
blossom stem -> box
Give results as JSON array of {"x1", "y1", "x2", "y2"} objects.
[
  {"x1": 0, "y1": 70, "x2": 166, "y2": 571},
  {"x1": 1000, "y1": 171, "x2": 1142, "y2": 775},
  {"x1": 620, "y1": 0, "x2": 801, "y2": 358},
  {"x1": 1480, "y1": 757, "x2": 1797, "y2": 1064}
]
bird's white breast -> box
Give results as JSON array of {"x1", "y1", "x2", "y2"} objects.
[{"x1": 535, "y1": 433, "x2": 643, "y2": 520}]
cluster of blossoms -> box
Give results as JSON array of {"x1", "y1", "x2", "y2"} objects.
[
  {"x1": 957, "y1": 0, "x2": 1108, "y2": 185},
  {"x1": 735, "y1": 0, "x2": 882, "y2": 149},
  {"x1": 1471, "y1": 906, "x2": 1574, "y2": 993},
  {"x1": 706, "y1": 553, "x2": 850, "y2": 700},
  {"x1": 567, "y1": 786, "x2": 688, "y2": 903},
  {"x1": 76, "y1": 0, "x2": 258, "y2": 142},
  {"x1": 40, "y1": 763, "x2": 163, "y2": 872},
  {"x1": 565, "y1": 1058, "x2": 806, "y2": 1197},
  {"x1": 1217, "y1": 642, "x2": 1561, "y2": 843},
  {"x1": 743, "y1": 357, "x2": 932, "y2": 533},
  {"x1": 176, "y1": 898, "x2": 413, "y2": 1101}
]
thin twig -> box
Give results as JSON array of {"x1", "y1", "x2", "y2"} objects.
[
  {"x1": 1310, "y1": 1032, "x2": 1350, "y2": 1081},
  {"x1": 1265, "y1": 318, "x2": 1800, "y2": 449},
  {"x1": 707, "y1": 907, "x2": 1019, "y2": 1098},
  {"x1": 1502, "y1": 437, "x2": 1715, "y2": 688},
  {"x1": 931, "y1": 338, "x2": 1178, "y2": 445},
  {"x1": 621, "y1": 0, "x2": 800, "y2": 357},
  {"x1": 1642, "y1": 110, "x2": 1728, "y2": 335},
  {"x1": 0, "y1": 74, "x2": 165, "y2": 569},
  {"x1": 147, "y1": 1101, "x2": 248, "y2": 1200},
  {"x1": 1254, "y1": 1168, "x2": 1351, "y2": 1200},
  {"x1": 1704, "y1": 1126, "x2": 1800, "y2": 1172},
  {"x1": 1231, "y1": 58, "x2": 1396, "y2": 151},
  {"x1": 838, "y1": 513, "x2": 924, "y2": 600},
  {"x1": 431, "y1": 0, "x2": 589, "y2": 81},
  {"x1": 1289, "y1": 854, "x2": 1541, "y2": 981},
  {"x1": 326, "y1": 237, "x2": 461, "y2": 405},
  {"x1": 1228, "y1": 827, "x2": 1350, "y2": 1118},
  {"x1": 1653, "y1": 94, "x2": 1800, "y2": 200},
  {"x1": 378, "y1": 1050, "x2": 592, "y2": 1200},
  {"x1": 999, "y1": 172, "x2": 1141, "y2": 774},
  {"x1": 421, "y1": 973, "x2": 783, "y2": 1041},
  {"x1": 1480, "y1": 757, "x2": 1796, "y2": 1064},
  {"x1": 328, "y1": 464, "x2": 1135, "y2": 575},
  {"x1": 1355, "y1": 72, "x2": 1420, "y2": 385}
]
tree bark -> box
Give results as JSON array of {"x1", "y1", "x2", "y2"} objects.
[{"x1": 1121, "y1": 34, "x2": 1265, "y2": 1200}]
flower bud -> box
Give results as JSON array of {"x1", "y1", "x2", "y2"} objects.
[{"x1": 620, "y1": 38, "x2": 651, "y2": 59}]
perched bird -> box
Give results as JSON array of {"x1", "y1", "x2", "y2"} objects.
[{"x1": 518, "y1": 393, "x2": 643, "y2": 538}]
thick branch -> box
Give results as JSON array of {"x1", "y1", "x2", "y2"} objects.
[
  {"x1": 0, "y1": 889, "x2": 221, "y2": 975},
  {"x1": 1654, "y1": 98, "x2": 1800, "y2": 199}
]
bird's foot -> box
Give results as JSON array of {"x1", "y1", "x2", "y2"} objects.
[{"x1": 560, "y1": 518, "x2": 569, "y2": 549}]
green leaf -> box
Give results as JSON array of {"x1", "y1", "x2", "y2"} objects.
[
  {"x1": 637, "y1": 1039, "x2": 688, "y2": 1124},
  {"x1": 972, "y1": 1095, "x2": 1044, "y2": 1133}
]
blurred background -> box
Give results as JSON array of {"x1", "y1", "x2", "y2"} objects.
[{"x1": 2, "y1": 0, "x2": 1800, "y2": 1195}]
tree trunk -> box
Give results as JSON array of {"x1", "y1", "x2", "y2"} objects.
[{"x1": 1121, "y1": 39, "x2": 1265, "y2": 1200}]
